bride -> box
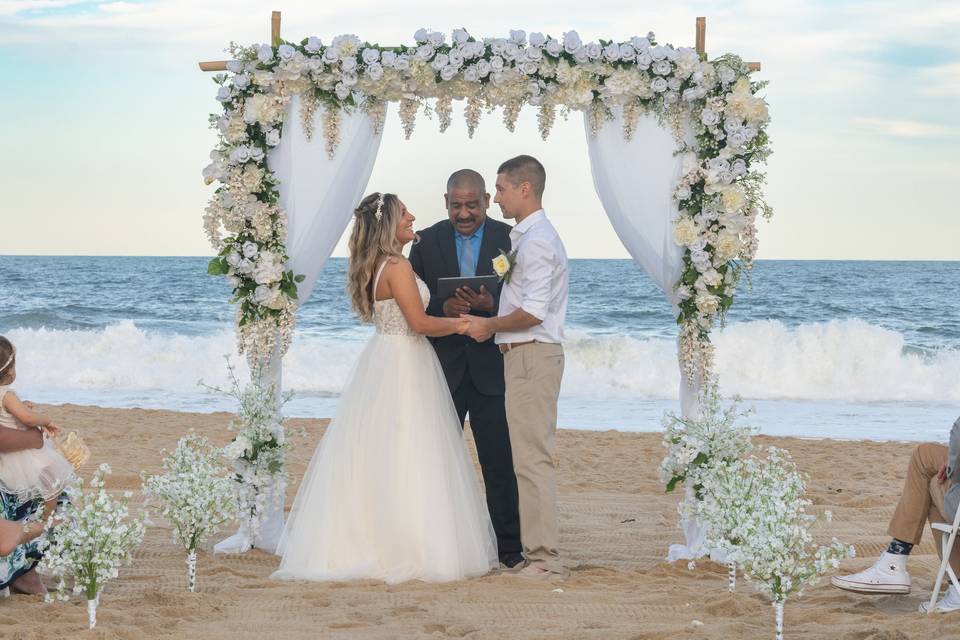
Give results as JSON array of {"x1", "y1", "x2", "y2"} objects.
[{"x1": 272, "y1": 192, "x2": 498, "y2": 584}]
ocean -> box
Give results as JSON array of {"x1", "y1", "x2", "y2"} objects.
[{"x1": 1, "y1": 256, "x2": 957, "y2": 441}]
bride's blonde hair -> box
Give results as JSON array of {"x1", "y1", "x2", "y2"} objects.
[{"x1": 347, "y1": 192, "x2": 405, "y2": 323}]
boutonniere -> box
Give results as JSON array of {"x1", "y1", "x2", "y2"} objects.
[{"x1": 492, "y1": 249, "x2": 518, "y2": 284}]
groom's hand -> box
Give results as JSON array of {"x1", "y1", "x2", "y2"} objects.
[
  {"x1": 455, "y1": 286, "x2": 494, "y2": 312},
  {"x1": 460, "y1": 315, "x2": 495, "y2": 342},
  {"x1": 443, "y1": 296, "x2": 471, "y2": 318}
]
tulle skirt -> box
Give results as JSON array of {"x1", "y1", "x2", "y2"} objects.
[
  {"x1": 272, "y1": 334, "x2": 498, "y2": 584},
  {"x1": 0, "y1": 435, "x2": 76, "y2": 502}
]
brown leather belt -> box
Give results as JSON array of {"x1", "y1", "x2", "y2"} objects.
[{"x1": 498, "y1": 340, "x2": 536, "y2": 355}]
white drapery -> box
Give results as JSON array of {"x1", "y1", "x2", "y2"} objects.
[
  {"x1": 584, "y1": 109, "x2": 707, "y2": 561},
  {"x1": 215, "y1": 98, "x2": 386, "y2": 555}
]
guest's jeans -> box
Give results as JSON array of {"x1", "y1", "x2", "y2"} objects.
[{"x1": 887, "y1": 443, "x2": 960, "y2": 575}]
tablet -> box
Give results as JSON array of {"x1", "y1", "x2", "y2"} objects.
[{"x1": 436, "y1": 275, "x2": 500, "y2": 301}]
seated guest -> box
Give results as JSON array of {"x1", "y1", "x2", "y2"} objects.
[{"x1": 832, "y1": 416, "x2": 960, "y2": 613}]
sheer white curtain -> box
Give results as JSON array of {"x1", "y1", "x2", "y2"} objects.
[
  {"x1": 585, "y1": 108, "x2": 712, "y2": 561},
  {"x1": 216, "y1": 97, "x2": 386, "y2": 554}
]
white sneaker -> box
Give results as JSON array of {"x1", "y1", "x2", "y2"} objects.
[
  {"x1": 920, "y1": 585, "x2": 960, "y2": 613},
  {"x1": 831, "y1": 552, "x2": 911, "y2": 594}
]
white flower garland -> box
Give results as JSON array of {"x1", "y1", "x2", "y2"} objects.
[
  {"x1": 36, "y1": 464, "x2": 147, "y2": 629},
  {"x1": 142, "y1": 432, "x2": 237, "y2": 592},
  {"x1": 204, "y1": 28, "x2": 773, "y2": 376},
  {"x1": 202, "y1": 361, "x2": 295, "y2": 542}
]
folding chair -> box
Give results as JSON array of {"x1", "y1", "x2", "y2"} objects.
[{"x1": 927, "y1": 504, "x2": 960, "y2": 613}]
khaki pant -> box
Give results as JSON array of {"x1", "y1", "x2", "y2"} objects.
[
  {"x1": 887, "y1": 443, "x2": 960, "y2": 574},
  {"x1": 504, "y1": 342, "x2": 565, "y2": 575}
]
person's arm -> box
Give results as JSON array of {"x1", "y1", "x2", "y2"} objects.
[
  {"x1": 386, "y1": 259, "x2": 468, "y2": 337},
  {"x1": 3, "y1": 391, "x2": 55, "y2": 431},
  {"x1": 0, "y1": 425, "x2": 43, "y2": 452}
]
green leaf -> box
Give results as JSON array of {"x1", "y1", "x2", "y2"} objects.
[
  {"x1": 294, "y1": 274, "x2": 306, "y2": 283},
  {"x1": 207, "y1": 257, "x2": 229, "y2": 275}
]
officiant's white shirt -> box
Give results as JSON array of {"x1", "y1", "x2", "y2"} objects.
[{"x1": 496, "y1": 209, "x2": 569, "y2": 345}]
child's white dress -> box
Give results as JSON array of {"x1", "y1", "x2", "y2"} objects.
[{"x1": 0, "y1": 386, "x2": 75, "y2": 501}]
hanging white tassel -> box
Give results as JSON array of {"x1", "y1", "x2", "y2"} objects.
[
  {"x1": 186, "y1": 550, "x2": 198, "y2": 592},
  {"x1": 727, "y1": 562, "x2": 736, "y2": 592},
  {"x1": 773, "y1": 600, "x2": 785, "y2": 640},
  {"x1": 87, "y1": 596, "x2": 99, "y2": 629}
]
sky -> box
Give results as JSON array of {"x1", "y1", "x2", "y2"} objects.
[{"x1": 0, "y1": 0, "x2": 958, "y2": 260}]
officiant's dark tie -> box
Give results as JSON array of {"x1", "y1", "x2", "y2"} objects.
[{"x1": 460, "y1": 237, "x2": 476, "y2": 277}]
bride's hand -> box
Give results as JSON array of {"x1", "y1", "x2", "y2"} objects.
[{"x1": 456, "y1": 317, "x2": 472, "y2": 335}]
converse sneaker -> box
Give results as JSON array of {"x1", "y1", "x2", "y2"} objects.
[
  {"x1": 831, "y1": 552, "x2": 911, "y2": 594},
  {"x1": 920, "y1": 585, "x2": 960, "y2": 613}
]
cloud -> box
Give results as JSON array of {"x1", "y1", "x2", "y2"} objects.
[
  {"x1": 854, "y1": 117, "x2": 958, "y2": 137},
  {"x1": 917, "y1": 62, "x2": 960, "y2": 96}
]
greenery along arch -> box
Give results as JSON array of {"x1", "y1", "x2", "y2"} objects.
[{"x1": 200, "y1": 18, "x2": 772, "y2": 383}]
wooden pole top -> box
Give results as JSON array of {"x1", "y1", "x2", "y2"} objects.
[
  {"x1": 271, "y1": 11, "x2": 281, "y2": 46},
  {"x1": 696, "y1": 17, "x2": 706, "y2": 56}
]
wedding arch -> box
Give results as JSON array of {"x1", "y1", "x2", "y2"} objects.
[{"x1": 197, "y1": 12, "x2": 771, "y2": 551}]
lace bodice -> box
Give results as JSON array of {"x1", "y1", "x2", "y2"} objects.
[{"x1": 373, "y1": 262, "x2": 430, "y2": 336}]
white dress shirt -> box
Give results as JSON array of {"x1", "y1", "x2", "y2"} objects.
[{"x1": 496, "y1": 209, "x2": 569, "y2": 345}]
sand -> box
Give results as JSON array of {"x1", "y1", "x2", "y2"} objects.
[{"x1": 1, "y1": 403, "x2": 955, "y2": 639}]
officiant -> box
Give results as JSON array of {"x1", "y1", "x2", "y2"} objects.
[{"x1": 409, "y1": 169, "x2": 523, "y2": 569}]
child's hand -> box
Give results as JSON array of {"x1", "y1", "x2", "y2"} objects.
[{"x1": 42, "y1": 421, "x2": 61, "y2": 438}]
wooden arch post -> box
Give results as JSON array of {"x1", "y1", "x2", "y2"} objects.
[{"x1": 695, "y1": 16, "x2": 761, "y2": 72}]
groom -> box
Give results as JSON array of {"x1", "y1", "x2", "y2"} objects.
[
  {"x1": 408, "y1": 168, "x2": 524, "y2": 570},
  {"x1": 463, "y1": 155, "x2": 569, "y2": 579}
]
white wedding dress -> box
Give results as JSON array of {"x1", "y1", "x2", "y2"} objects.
[{"x1": 272, "y1": 261, "x2": 498, "y2": 584}]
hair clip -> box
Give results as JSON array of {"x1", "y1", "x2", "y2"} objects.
[{"x1": 374, "y1": 194, "x2": 384, "y2": 222}]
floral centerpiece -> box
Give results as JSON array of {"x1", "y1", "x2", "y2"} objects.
[
  {"x1": 697, "y1": 448, "x2": 854, "y2": 640},
  {"x1": 203, "y1": 28, "x2": 772, "y2": 378},
  {"x1": 36, "y1": 464, "x2": 147, "y2": 630},
  {"x1": 142, "y1": 432, "x2": 237, "y2": 592}
]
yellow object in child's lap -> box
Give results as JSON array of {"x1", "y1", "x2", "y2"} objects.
[{"x1": 55, "y1": 432, "x2": 90, "y2": 470}]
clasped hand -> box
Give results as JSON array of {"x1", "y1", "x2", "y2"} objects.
[
  {"x1": 457, "y1": 315, "x2": 495, "y2": 342},
  {"x1": 442, "y1": 286, "x2": 494, "y2": 317}
]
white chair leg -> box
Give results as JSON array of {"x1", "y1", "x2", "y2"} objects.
[{"x1": 929, "y1": 526, "x2": 960, "y2": 614}]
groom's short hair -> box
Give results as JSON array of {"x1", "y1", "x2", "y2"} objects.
[
  {"x1": 497, "y1": 155, "x2": 545, "y2": 199},
  {"x1": 446, "y1": 169, "x2": 486, "y2": 194}
]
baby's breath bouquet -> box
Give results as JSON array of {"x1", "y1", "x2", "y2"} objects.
[
  {"x1": 697, "y1": 447, "x2": 854, "y2": 640},
  {"x1": 36, "y1": 464, "x2": 147, "y2": 630},
  {"x1": 142, "y1": 433, "x2": 237, "y2": 592},
  {"x1": 202, "y1": 360, "x2": 294, "y2": 544}
]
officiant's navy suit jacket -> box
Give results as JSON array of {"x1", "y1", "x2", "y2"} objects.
[{"x1": 409, "y1": 217, "x2": 512, "y2": 397}]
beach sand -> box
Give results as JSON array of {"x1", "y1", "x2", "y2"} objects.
[{"x1": 2, "y1": 404, "x2": 955, "y2": 639}]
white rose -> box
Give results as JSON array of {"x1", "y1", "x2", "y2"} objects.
[
  {"x1": 545, "y1": 38, "x2": 563, "y2": 57},
  {"x1": 341, "y1": 71, "x2": 358, "y2": 87},
  {"x1": 653, "y1": 60, "x2": 672, "y2": 76},
  {"x1": 394, "y1": 56, "x2": 410, "y2": 71},
  {"x1": 431, "y1": 52, "x2": 449, "y2": 71},
  {"x1": 529, "y1": 32, "x2": 546, "y2": 47},
  {"x1": 631, "y1": 36, "x2": 651, "y2": 51},
  {"x1": 573, "y1": 47, "x2": 589, "y2": 63},
  {"x1": 242, "y1": 241, "x2": 259, "y2": 259},
  {"x1": 563, "y1": 30, "x2": 582, "y2": 54},
  {"x1": 340, "y1": 56, "x2": 357, "y2": 72},
  {"x1": 381, "y1": 50, "x2": 397, "y2": 68},
  {"x1": 618, "y1": 44, "x2": 636, "y2": 61},
  {"x1": 226, "y1": 60, "x2": 244, "y2": 73},
  {"x1": 521, "y1": 61, "x2": 538, "y2": 75},
  {"x1": 700, "y1": 108, "x2": 720, "y2": 127},
  {"x1": 305, "y1": 36, "x2": 322, "y2": 53},
  {"x1": 510, "y1": 29, "x2": 526, "y2": 45},
  {"x1": 731, "y1": 159, "x2": 747, "y2": 176},
  {"x1": 252, "y1": 284, "x2": 273, "y2": 305},
  {"x1": 416, "y1": 44, "x2": 435, "y2": 60},
  {"x1": 216, "y1": 86, "x2": 232, "y2": 102},
  {"x1": 440, "y1": 65, "x2": 457, "y2": 81},
  {"x1": 233, "y1": 74, "x2": 250, "y2": 89},
  {"x1": 426, "y1": 31, "x2": 445, "y2": 46},
  {"x1": 227, "y1": 275, "x2": 241, "y2": 288},
  {"x1": 586, "y1": 42, "x2": 602, "y2": 59},
  {"x1": 491, "y1": 70, "x2": 505, "y2": 85},
  {"x1": 492, "y1": 254, "x2": 511, "y2": 277},
  {"x1": 323, "y1": 47, "x2": 339, "y2": 63},
  {"x1": 675, "y1": 285, "x2": 692, "y2": 301},
  {"x1": 253, "y1": 251, "x2": 284, "y2": 285},
  {"x1": 229, "y1": 146, "x2": 252, "y2": 164},
  {"x1": 504, "y1": 42, "x2": 521, "y2": 61},
  {"x1": 701, "y1": 268, "x2": 722, "y2": 287},
  {"x1": 277, "y1": 44, "x2": 295, "y2": 60},
  {"x1": 236, "y1": 258, "x2": 254, "y2": 274},
  {"x1": 335, "y1": 82, "x2": 351, "y2": 100},
  {"x1": 491, "y1": 40, "x2": 506, "y2": 56},
  {"x1": 650, "y1": 45, "x2": 668, "y2": 61},
  {"x1": 603, "y1": 44, "x2": 620, "y2": 61},
  {"x1": 463, "y1": 66, "x2": 479, "y2": 82},
  {"x1": 476, "y1": 60, "x2": 492, "y2": 77},
  {"x1": 226, "y1": 251, "x2": 241, "y2": 267},
  {"x1": 452, "y1": 28, "x2": 470, "y2": 45},
  {"x1": 525, "y1": 46, "x2": 543, "y2": 61},
  {"x1": 673, "y1": 217, "x2": 699, "y2": 246},
  {"x1": 637, "y1": 51, "x2": 652, "y2": 69},
  {"x1": 717, "y1": 64, "x2": 737, "y2": 85},
  {"x1": 715, "y1": 230, "x2": 742, "y2": 261},
  {"x1": 264, "y1": 128, "x2": 281, "y2": 147},
  {"x1": 695, "y1": 292, "x2": 721, "y2": 315},
  {"x1": 490, "y1": 56, "x2": 504, "y2": 71},
  {"x1": 257, "y1": 44, "x2": 273, "y2": 64},
  {"x1": 448, "y1": 49, "x2": 464, "y2": 68},
  {"x1": 728, "y1": 130, "x2": 748, "y2": 147},
  {"x1": 651, "y1": 77, "x2": 668, "y2": 92},
  {"x1": 414, "y1": 28, "x2": 429, "y2": 42},
  {"x1": 365, "y1": 62, "x2": 384, "y2": 81},
  {"x1": 675, "y1": 184, "x2": 692, "y2": 200}
]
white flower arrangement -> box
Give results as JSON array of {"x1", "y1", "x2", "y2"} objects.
[
  {"x1": 36, "y1": 464, "x2": 147, "y2": 630},
  {"x1": 659, "y1": 384, "x2": 755, "y2": 496},
  {"x1": 696, "y1": 447, "x2": 854, "y2": 640},
  {"x1": 201, "y1": 360, "x2": 296, "y2": 543},
  {"x1": 142, "y1": 432, "x2": 238, "y2": 592},
  {"x1": 204, "y1": 29, "x2": 772, "y2": 374}
]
